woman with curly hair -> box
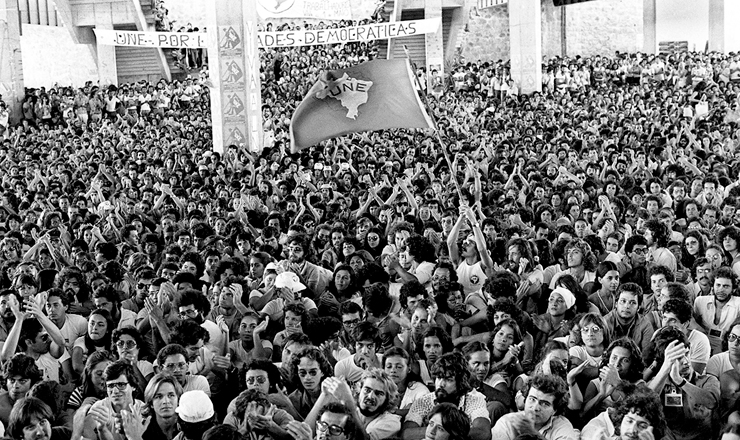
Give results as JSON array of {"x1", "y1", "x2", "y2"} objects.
[
  {"x1": 112, "y1": 326, "x2": 154, "y2": 391},
  {"x1": 289, "y1": 346, "x2": 333, "y2": 418},
  {"x1": 581, "y1": 337, "x2": 645, "y2": 419}
]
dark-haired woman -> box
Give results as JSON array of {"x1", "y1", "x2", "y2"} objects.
[
  {"x1": 580, "y1": 337, "x2": 645, "y2": 420},
  {"x1": 72, "y1": 309, "x2": 114, "y2": 376},
  {"x1": 383, "y1": 347, "x2": 428, "y2": 417}
]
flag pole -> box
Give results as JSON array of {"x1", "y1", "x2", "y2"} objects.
[{"x1": 403, "y1": 46, "x2": 465, "y2": 201}]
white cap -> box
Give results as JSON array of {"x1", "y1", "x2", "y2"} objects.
[{"x1": 175, "y1": 390, "x2": 214, "y2": 423}]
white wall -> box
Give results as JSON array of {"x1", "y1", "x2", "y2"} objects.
[
  {"x1": 656, "y1": 0, "x2": 709, "y2": 52},
  {"x1": 20, "y1": 24, "x2": 98, "y2": 88}
]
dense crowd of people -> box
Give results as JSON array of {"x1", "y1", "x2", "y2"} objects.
[{"x1": 2, "y1": 10, "x2": 740, "y2": 440}]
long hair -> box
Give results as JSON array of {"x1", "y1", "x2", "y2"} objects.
[
  {"x1": 84, "y1": 309, "x2": 114, "y2": 354},
  {"x1": 416, "y1": 326, "x2": 454, "y2": 361},
  {"x1": 80, "y1": 350, "x2": 115, "y2": 401},
  {"x1": 565, "y1": 238, "x2": 597, "y2": 271},
  {"x1": 599, "y1": 337, "x2": 644, "y2": 383},
  {"x1": 291, "y1": 347, "x2": 333, "y2": 391},
  {"x1": 356, "y1": 368, "x2": 399, "y2": 413},
  {"x1": 7, "y1": 397, "x2": 53, "y2": 440},
  {"x1": 611, "y1": 383, "x2": 666, "y2": 440},
  {"x1": 681, "y1": 230, "x2": 706, "y2": 269},
  {"x1": 425, "y1": 403, "x2": 471, "y2": 440},
  {"x1": 240, "y1": 359, "x2": 284, "y2": 393},
  {"x1": 144, "y1": 373, "x2": 183, "y2": 412},
  {"x1": 430, "y1": 352, "x2": 473, "y2": 396},
  {"x1": 578, "y1": 313, "x2": 610, "y2": 348}
]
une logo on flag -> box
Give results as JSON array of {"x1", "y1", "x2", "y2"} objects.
[
  {"x1": 258, "y1": 0, "x2": 295, "y2": 13},
  {"x1": 315, "y1": 73, "x2": 373, "y2": 120}
]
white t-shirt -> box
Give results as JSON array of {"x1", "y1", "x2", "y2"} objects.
[
  {"x1": 706, "y1": 352, "x2": 732, "y2": 378},
  {"x1": 58, "y1": 314, "x2": 88, "y2": 354},
  {"x1": 456, "y1": 260, "x2": 488, "y2": 294},
  {"x1": 687, "y1": 329, "x2": 711, "y2": 373},
  {"x1": 36, "y1": 351, "x2": 69, "y2": 382},
  {"x1": 117, "y1": 309, "x2": 137, "y2": 330},
  {"x1": 411, "y1": 261, "x2": 435, "y2": 287},
  {"x1": 569, "y1": 345, "x2": 603, "y2": 365},
  {"x1": 399, "y1": 381, "x2": 430, "y2": 409},
  {"x1": 183, "y1": 374, "x2": 211, "y2": 396}
]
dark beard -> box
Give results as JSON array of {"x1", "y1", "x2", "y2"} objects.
[
  {"x1": 435, "y1": 388, "x2": 460, "y2": 405},
  {"x1": 359, "y1": 402, "x2": 382, "y2": 417}
]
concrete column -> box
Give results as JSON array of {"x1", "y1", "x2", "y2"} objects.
[
  {"x1": 95, "y1": 5, "x2": 117, "y2": 86},
  {"x1": 508, "y1": 0, "x2": 541, "y2": 95},
  {"x1": 643, "y1": 0, "x2": 656, "y2": 54},
  {"x1": 424, "y1": 0, "x2": 444, "y2": 91},
  {"x1": 708, "y1": 0, "x2": 723, "y2": 52},
  {"x1": 708, "y1": 0, "x2": 738, "y2": 53},
  {"x1": 0, "y1": 0, "x2": 25, "y2": 123},
  {"x1": 208, "y1": 0, "x2": 263, "y2": 154}
]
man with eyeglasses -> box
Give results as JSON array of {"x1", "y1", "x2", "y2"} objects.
[
  {"x1": 694, "y1": 267, "x2": 740, "y2": 355},
  {"x1": 84, "y1": 361, "x2": 145, "y2": 437},
  {"x1": 288, "y1": 401, "x2": 363, "y2": 440},
  {"x1": 491, "y1": 374, "x2": 576, "y2": 440},
  {"x1": 603, "y1": 283, "x2": 654, "y2": 354},
  {"x1": 156, "y1": 343, "x2": 211, "y2": 395},
  {"x1": 688, "y1": 257, "x2": 714, "y2": 300},
  {"x1": 122, "y1": 267, "x2": 157, "y2": 314},
  {"x1": 305, "y1": 369, "x2": 401, "y2": 439},
  {"x1": 622, "y1": 235, "x2": 649, "y2": 274},
  {"x1": 339, "y1": 302, "x2": 363, "y2": 354}
]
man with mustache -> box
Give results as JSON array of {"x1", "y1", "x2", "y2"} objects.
[
  {"x1": 402, "y1": 352, "x2": 491, "y2": 440},
  {"x1": 687, "y1": 257, "x2": 713, "y2": 300},
  {"x1": 306, "y1": 369, "x2": 401, "y2": 439},
  {"x1": 603, "y1": 283, "x2": 655, "y2": 354}
]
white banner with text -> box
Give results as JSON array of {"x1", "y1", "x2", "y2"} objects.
[{"x1": 93, "y1": 19, "x2": 440, "y2": 49}]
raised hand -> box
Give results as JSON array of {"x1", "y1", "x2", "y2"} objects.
[
  {"x1": 285, "y1": 421, "x2": 313, "y2": 440},
  {"x1": 120, "y1": 401, "x2": 151, "y2": 440},
  {"x1": 254, "y1": 317, "x2": 269, "y2": 337},
  {"x1": 567, "y1": 359, "x2": 594, "y2": 386}
]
